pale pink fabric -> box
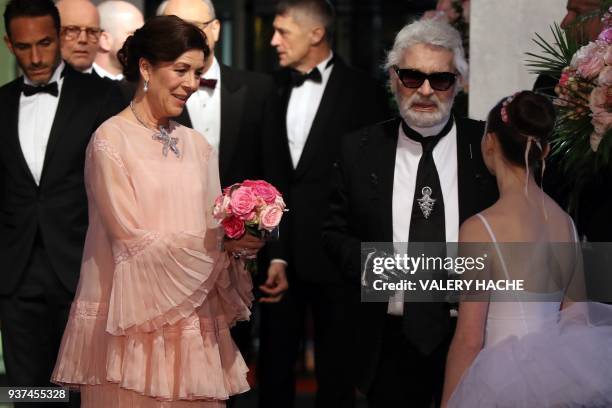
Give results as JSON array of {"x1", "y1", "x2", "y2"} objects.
[{"x1": 52, "y1": 116, "x2": 253, "y2": 407}]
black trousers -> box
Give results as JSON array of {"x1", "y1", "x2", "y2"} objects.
[
  {"x1": 0, "y1": 242, "x2": 77, "y2": 408},
  {"x1": 257, "y1": 280, "x2": 355, "y2": 408},
  {"x1": 366, "y1": 315, "x2": 451, "y2": 408}
]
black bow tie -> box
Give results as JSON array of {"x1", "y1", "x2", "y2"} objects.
[
  {"x1": 290, "y1": 67, "x2": 322, "y2": 87},
  {"x1": 22, "y1": 82, "x2": 59, "y2": 97},
  {"x1": 199, "y1": 78, "x2": 217, "y2": 89}
]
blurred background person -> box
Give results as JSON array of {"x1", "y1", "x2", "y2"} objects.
[
  {"x1": 0, "y1": 0, "x2": 122, "y2": 405},
  {"x1": 93, "y1": 0, "x2": 144, "y2": 80},
  {"x1": 259, "y1": 1, "x2": 389, "y2": 407},
  {"x1": 56, "y1": 0, "x2": 101, "y2": 73}
]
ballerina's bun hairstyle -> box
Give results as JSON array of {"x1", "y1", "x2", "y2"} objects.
[
  {"x1": 117, "y1": 15, "x2": 210, "y2": 83},
  {"x1": 486, "y1": 90, "x2": 556, "y2": 167}
]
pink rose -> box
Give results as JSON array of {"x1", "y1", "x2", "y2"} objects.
[
  {"x1": 599, "y1": 28, "x2": 612, "y2": 44},
  {"x1": 573, "y1": 42, "x2": 606, "y2": 80},
  {"x1": 229, "y1": 186, "x2": 256, "y2": 216},
  {"x1": 599, "y1": 67, "x2": 612, "y2": 86},
  {"x1": 213, "y1": 195, "x2": 231, "y2": 219},
  {"x1": 559, "y1": 69, "x2": 572, "y2": 88},
  {"x1": 274, "y1": 195, "x2": 286, "y2": 210},
  {"x1": 260, "y1": 205, "x2": 283, "y2": 231},
  {"x1": 605, "y1": 47, "x2": 612, "y2": 65},
  {"x1": 590, "y1": 86, "x2": 606, "y2": 111},
  {"x1": 222, "y1": 216, "x2": 245, "y2": 239},
  {"x1": 242, "y1": 180, "x2": 281, "y2": 204},
  {"x1": 239, "y1": 210, "x2": 258, "y2": 223}
]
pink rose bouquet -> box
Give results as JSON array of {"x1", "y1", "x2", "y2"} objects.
[
  {"x1": 527, "y1": 4, "x2": 612, "y2": 208},
  {"x1": 213, "y1": 180, "x2": 287, "y2": 269}
]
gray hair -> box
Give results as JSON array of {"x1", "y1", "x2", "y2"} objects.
[{"x1": 384, "y1": 19, "x2": 468, "y2": 82}]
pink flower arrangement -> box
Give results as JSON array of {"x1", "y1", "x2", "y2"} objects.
[
  {"x1": 555, "y1": 22, "x2": 612, "y2": 152},
  {"x1": 213, "y1": 180, "x2": 287, "y2": 240}
]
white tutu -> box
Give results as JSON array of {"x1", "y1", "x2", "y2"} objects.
[{"x1": 449, "y1": 302, "x2": 612, "y2": 407}]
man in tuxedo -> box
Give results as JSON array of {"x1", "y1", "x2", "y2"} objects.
[
  {"x1": 0, "y1": 0, "x2": 123, "y2": 402},
  {"x1": 56, "y1": 0, "x2": 100, "y2": 73},
  {"x1": 322, "y1": 19, "x2": 498, "y2": 408},
  {"x1": 162, "y1": 0, "x2": 290, "y2": 363},
  {"x1": 259, "y1": 1, "x2": 389, "y2": 407},
  {"x1": 94, "y1": 0, "x2": 144, "y2": 80}
]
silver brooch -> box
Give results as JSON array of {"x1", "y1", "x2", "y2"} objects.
[
  {"x1": 417, "y1": 186, "x2": 436, "y2": 219},
  {"x1": 152, "y1": 126, "x2": 180, "y2": 158}
]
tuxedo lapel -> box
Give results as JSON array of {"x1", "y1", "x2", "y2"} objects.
[
  {"x1": 294, "y1": 61, "x2": 345, "y2": 179},
  {"x1": 40, "y1": 69, "x2": 79, "y2": 183},
  {"x1": 5, "y1": 79, "x2": 37, "y2": 186},
  {"x1": 372, "y1": 119, "x2": 400, "y2": 242},
  {"x1": 219, "y1": 65, "x2": 246, "y2": 179}
]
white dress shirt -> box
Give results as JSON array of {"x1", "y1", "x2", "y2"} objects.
[
  {"x1": 18, "y1": 61, "x2": 66, "y2": 185},
  {"x1": 186, "y1": 57, "x2": 222, "y2": 153},
  {"x1": 92, "y1": 62, "x2": 124, "y2": 81},
  {"x1": 388, "y1": 117, "x2": 460, "y2": 315},
  {"x1": 286, "y1": 52, "x2": 334, "y2": 168}
]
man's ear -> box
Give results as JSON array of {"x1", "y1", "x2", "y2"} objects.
[
  {"x1": 209, "y1": 19, "x2": 221, "y2": 44},
  {"x1": 309, "y1": 25, "x2": 325, "y2": 45},
  {"x1": 98, "y1": 31, "x2": 112, "y2": 53},
  {"x1": 4, "y1": 34, "x2": 15, "y2": 55}
]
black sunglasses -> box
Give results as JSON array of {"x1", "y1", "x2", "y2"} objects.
[{"x1": 393, "y1": 66, "x2": 457, "y2": 91}]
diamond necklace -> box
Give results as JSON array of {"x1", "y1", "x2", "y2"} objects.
[{"x1": 129, "y1": 101, "x2": 180, "y2": 158}]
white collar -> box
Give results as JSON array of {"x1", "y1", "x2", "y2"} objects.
[
  {"x1": 92, "y1": 62, "x2": 124, "y2": 80},
  {"x1": 24, "y1": 60, "x2": 65, "y2": 86}
]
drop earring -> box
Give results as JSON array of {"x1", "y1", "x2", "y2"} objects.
[{"x1": 143, "y1": 80, "x2": 149, "y2": 93}]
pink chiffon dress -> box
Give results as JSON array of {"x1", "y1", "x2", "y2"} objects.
[{"x1": 52, "y1": 116, "x2": 253, "y2": 407}]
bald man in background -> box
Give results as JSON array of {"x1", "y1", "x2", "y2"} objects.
[
  {"x1": 56, "y1": 0, "x2": 101, "y2": 72},
  {"x1": 93, "y1": 0, "x2": 144, "y2": 80}
]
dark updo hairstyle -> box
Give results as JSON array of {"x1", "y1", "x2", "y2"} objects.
[
  {"x1": 117, "y1": 15, "x2": 210, "y2": 83},
  {"x1": 486, "y1": 90, "x2": 556, "y2": 167}
]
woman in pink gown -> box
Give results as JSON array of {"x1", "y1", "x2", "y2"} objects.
[{"x1": 52, "y1": 16, "x2": 262, "y2": 407}]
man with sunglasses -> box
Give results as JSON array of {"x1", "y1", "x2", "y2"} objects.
[
  {"x1": 56, "y1": 0, "x2": 101, "y2": 73},
  {"x1": 323, "y1": 19, "x2": 497, "y2": 408}
]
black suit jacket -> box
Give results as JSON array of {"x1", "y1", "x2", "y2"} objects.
[
  {"x1": 322, "y1": 116, "x2": 498, "y2": 391},
  {"x1": 274, "y1": 56, "x2": 391, "y2": 283},
  {"x1": 0, "y1": 64, "x2": 124, "y2": 296},
  {"x1": 174, "y1": 64, "x2": 288, "y2": 190}
]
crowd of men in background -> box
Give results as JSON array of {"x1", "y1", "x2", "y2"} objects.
[{"x1": 0, "y1": 0, "x2": 604, "y2": 407}]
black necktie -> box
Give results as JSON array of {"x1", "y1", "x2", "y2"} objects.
[
  {"x1": 22, "y1": 82, "x2": 59, "y2": 97},
  {"x1": 401, "y1": 116, "x2": 454, "y2": 355},
  {"x1": 290, "y1": 67, "x2": 322, "y2": 87}
]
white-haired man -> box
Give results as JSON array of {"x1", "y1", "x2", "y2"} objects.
[
  {"x1": 322, "y1": 19, "x2": 498, "y2": 408},
  {"x1": 93, "y1": 0, "x2": 144, "y2": 80}
]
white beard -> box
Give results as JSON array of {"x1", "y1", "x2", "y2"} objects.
[{"x1": 396, "y1": 91, "x2": 454, "y2": 128}]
